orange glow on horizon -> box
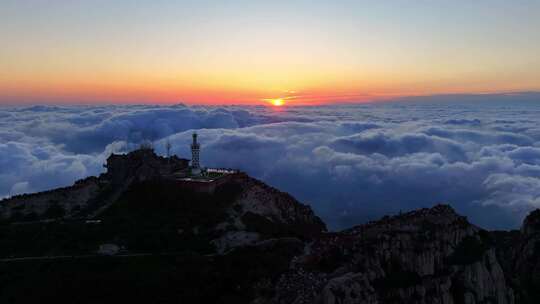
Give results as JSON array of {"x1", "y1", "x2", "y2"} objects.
[
  {"x1": 2, "y1": 82, "x2": 540, "y2": 106},
  {"x1": 2, "y1": 41, "x2": 540, "y2": 106},
  {"x1": 1, "y1": 65, "x2": 540, "y2": 105}
]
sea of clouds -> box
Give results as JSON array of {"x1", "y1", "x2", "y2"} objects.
[{"x1": 2, "y1": 93, "x2": 540, "y2": 230}]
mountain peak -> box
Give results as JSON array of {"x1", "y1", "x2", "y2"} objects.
[{"x1": 0, "y1": 151, "x2": 539, "y2": 304}]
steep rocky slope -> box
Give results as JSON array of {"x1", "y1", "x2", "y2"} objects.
[
  {"x1": 0, "y1": 150, "x2": 326, "y2": 303},
  {"x1": 513, "y1": 210, "x2": 540, "y2": 302},
  {"x1": 263, "y1": 205, "x2": 514, "y2": 304},
  {"x1": 491, "y1": 210, "x2": 540, "y2": 304}
]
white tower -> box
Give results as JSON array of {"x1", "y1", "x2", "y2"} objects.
[{"x1": 191, "y1": 132, "x2": 201, "y2": 175}]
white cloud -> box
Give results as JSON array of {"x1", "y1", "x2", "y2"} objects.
[{"x1": 2, "y1": 98, "x2": 540, "y2": 230}]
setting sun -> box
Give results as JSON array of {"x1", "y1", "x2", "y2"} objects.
[{"x1": 270, "y1": 99, "x2": 285, "y2": 106}]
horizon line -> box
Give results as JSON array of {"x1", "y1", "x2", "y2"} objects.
[{"x1": 1, "y1": 90, "x2": 539, "y2": 108}]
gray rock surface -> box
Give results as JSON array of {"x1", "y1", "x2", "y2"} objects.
[{"x1": 261, "y1": 205, "x2": 515, "y2": 304}]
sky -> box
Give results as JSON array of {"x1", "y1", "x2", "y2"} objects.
[
  {"x1": 2, "y1": 94, "x2": 540, "y2": 230},
  {"x1": 1, "y1": 0, "x2": 540, "y2": 105}
]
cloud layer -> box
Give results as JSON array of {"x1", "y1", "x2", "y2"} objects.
[{"x1": 2, "y1": 95, "x2": 540, "y2": 230}]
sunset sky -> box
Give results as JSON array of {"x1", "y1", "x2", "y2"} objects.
[{"x1": 1, "y1": 0, "x2": 539, "y2": 105}]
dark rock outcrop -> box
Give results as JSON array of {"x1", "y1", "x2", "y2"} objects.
[
  {"x1": 492, "y1": 210, "x2": 540, "y2": 303},
  {"x1": 0, "y1": 149, "x2": 190, "y2": 220}
]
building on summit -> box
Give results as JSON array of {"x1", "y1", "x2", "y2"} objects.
[{"x1": 104, "y1": 131, "x2": 238, "y2": 186}]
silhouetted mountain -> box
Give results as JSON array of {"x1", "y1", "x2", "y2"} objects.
[{"x1": 1, "y1": 149, "x2": 540, "y2": 303}]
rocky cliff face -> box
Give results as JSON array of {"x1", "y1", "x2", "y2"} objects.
[
  {"x1": 492, "y1": 209, "x2": 540, "y2": 303},
  {"x1": 261, "y1": 205, "x2": 514, "y2": 304},
  {"x1": 211, "y1": 175, "x2": 326, "y2": 253}
]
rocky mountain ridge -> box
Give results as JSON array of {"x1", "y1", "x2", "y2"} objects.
[
  {"x1": 1, "y1": 149, "x2": 540, "y2": 304},
  {"x1": 268, "y1": 205, "x2": 513, "y2": 304}
]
